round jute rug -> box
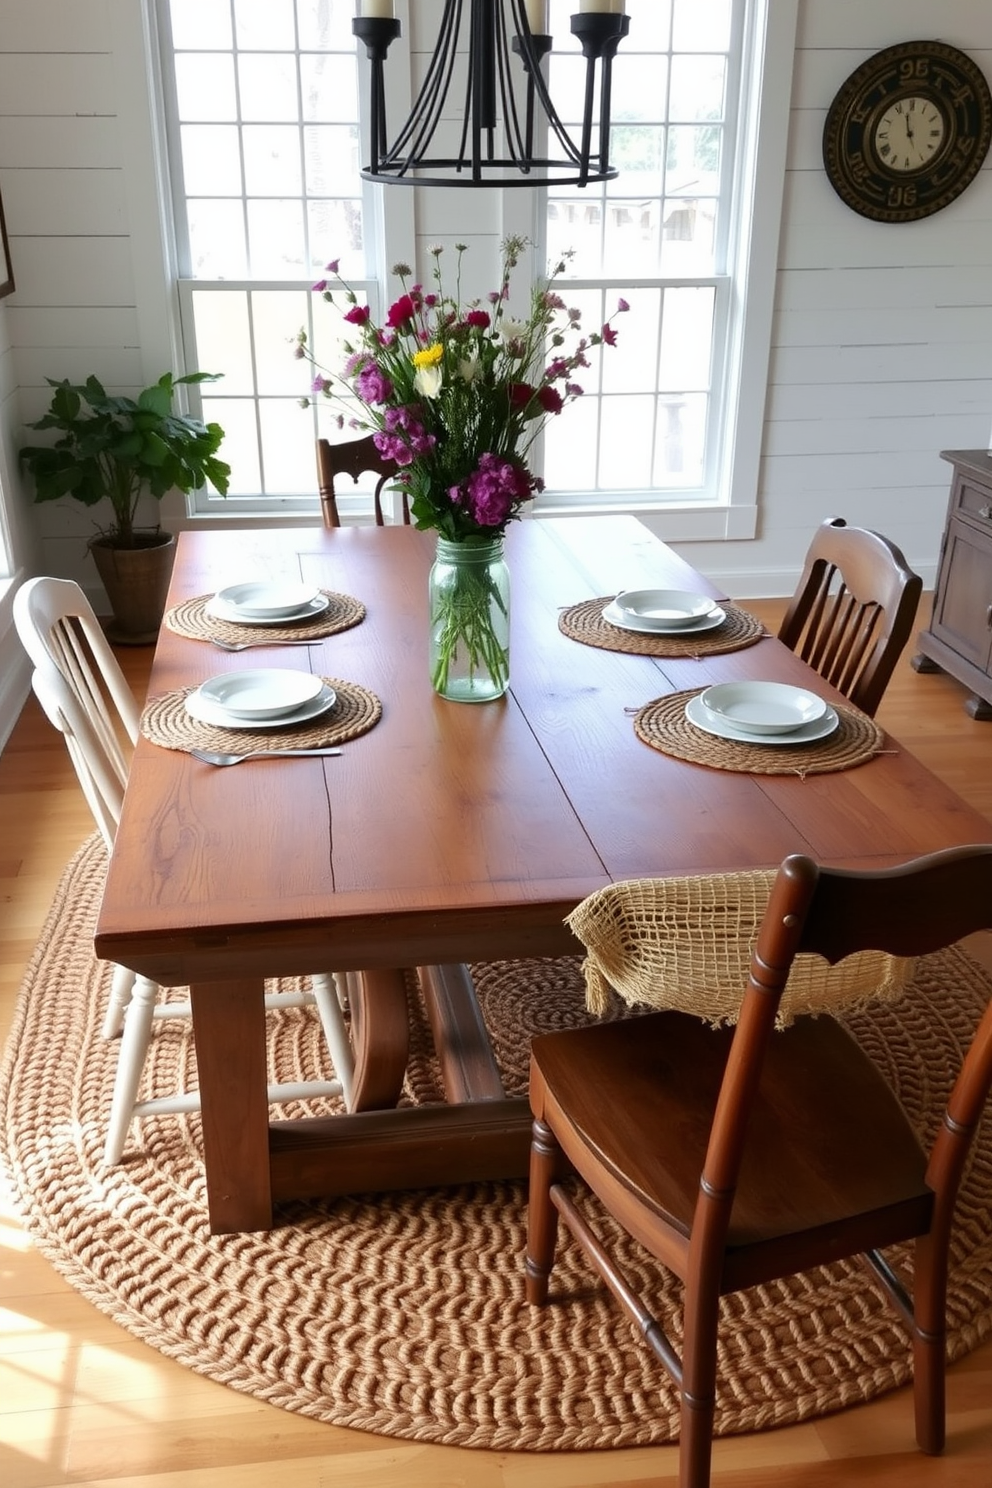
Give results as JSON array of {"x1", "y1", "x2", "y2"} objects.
[{"x1": 2, "y1": 837, "x2": 992, "y2": 1452}]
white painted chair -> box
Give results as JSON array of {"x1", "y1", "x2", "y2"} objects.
[{"x1": 14, "y1": 575, "x2": 356, "y2": 1164}]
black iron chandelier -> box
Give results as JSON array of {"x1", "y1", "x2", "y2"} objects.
[{"x1": 353, "y1": 0, "x2": 630, "y2": 188}]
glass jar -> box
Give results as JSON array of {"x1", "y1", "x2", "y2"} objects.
[{"x1": 428, "y1": 536, "x2": 510, "y2": 702}]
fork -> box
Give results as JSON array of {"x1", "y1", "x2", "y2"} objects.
[
  {"x1": 210, "y1": 637, "x2": 318, "y2": 652},
  {"x1": 190, "y1": 747, "x2": 342, "y2": 766}
]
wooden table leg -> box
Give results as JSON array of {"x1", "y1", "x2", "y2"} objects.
[
  {"x1": 348, "y1": 967, "x2": 411, "y2": 1110},
  {"x1": 190, "y1": 977, "x2": 273, "y2": 1234}
]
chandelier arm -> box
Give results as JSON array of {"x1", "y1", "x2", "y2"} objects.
[{"x1": 383, "y1": 0, "x2": 462, "y2": 173}]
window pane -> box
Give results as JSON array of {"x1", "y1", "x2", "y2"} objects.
[
  {"x1": 653, "y1": 392, "x2": 707, "y2": 485},
  {"x1": 191, "y1": 291, "x2": 255, "y2": 396},
  {"x1": 202, "y1": 396, "x2": 262, "y2": 495},
  {"x1": 259, "y1": 398, "x2": 317, "y2": 494},
  {"x1": 239, "y1": 54, "x2": 301, "y2": 121},
  {"x1": 659, "y1": 287, "x2": 714, "y2": 389},
  {"x1": 301, "y1": 54, "x2": 358, "y2": 122},
  {"x1": 602, "y1": 288, "x2": 660, "y2": 394},
  {"x1": 672, "y1": 0, "x2": 732, "y2": 51},
  {"x1": 181, "y1": 125, "x2": 242, "y2": 195},
  {"x1": 304, "y1": 125, "x2": 362, "y2": 193},
  {"x1": 297, "y1": 0, "x2": 357, "y2": 50},
  {"x1": 188, "y1": 202, "x2": 248, "y2": 277},
  {"x1": 252, "y1": 289, "x2": 312, "y2": 395},
  {"x1": 600, "y1": 395, "x2": 656, "y2": 488},
  {"x1": 248, "y1": 199, "x2": 306, "y2": 276},
  {"x1": 242, "y1": 125, "x2": 303, "y2": 194},
  {"x1": 174, "y1": 55, "x2": 237, "y2": 120},
  {"x1": 669, "y1": 56, "x2": 726, "y2": 122},
  {"x1": 307, "y1": 199, "x2": 364, "y2": 274},
  {"x1": 234, "y1": 0, "x2": 296, "y2": 50},
  {"x1": 170, "y1": 0, "x2": 232, "y2": 49}
]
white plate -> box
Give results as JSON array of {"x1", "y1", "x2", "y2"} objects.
[
  {"x1": 214, "y1": 581, "x2": 321, "y2": 618},
  {"x1": 699, "y1": 681, "x2": 827, "y2": 735},
  {"x1": 612, "y1": 588, "x2": 719, "y2": 630},
  {"x1": 685, "y1": 692, "x2": 838, "y2": 747},
  {"x1": 186, "y1": 681, "x2": 337, "y2": 732},
  {"x1": 603, "y1": 600, "x2": 727, "y2": 637},
  {"x1": 206, "y1": 592, "x2": 331, "y2": 627},
  {"x1": 197, "y1": 669, "x2": 325, "y2": 720}
]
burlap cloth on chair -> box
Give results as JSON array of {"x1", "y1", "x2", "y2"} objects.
[
  {"x1": 567, "y1": 871, "x2": 912, "y2": 1025},
  {"x1": 165, "y1": 589, "x2": 365, "y2": 644}
]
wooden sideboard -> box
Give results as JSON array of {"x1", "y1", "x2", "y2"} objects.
[{"x1": 911, "y1": 449, "x2": 992, "y2": 720}]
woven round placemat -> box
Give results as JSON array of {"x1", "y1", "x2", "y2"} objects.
[
  {"x1": 559, "y1": 596, "x2": 765, "y2": 656},
  {"x1": 165, "y1": 590, "x2": 365, "y2": 644},
  {"x1": 2, "y1": 835, "x2": 992, "y2": 1451},
  {"x1": 634, "y1": 688, "x2": 885, "y2": 775},
  {"x1": 140, "y1": 677, "x2": 382, "y2": 753}
]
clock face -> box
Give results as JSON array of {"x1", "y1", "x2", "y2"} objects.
[
  {"x1": 823, "y1": 41, "x2": 992, "y2": 222},
  {"x1": 873, "y1": 96, "x2": 946, "y2": 173}
]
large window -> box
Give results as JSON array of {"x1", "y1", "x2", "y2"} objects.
[{"x1": 157, "y1": 0, "x2": 790, "y2": 529}]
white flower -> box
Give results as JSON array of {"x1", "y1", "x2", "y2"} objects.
[
  {"x1": 500, "y1": 318, "x2": 529, "y2": 342},
  {"x1": 414, "y1": 362, "x2": 443, "y2": 399},
  {"x1": 458, "y1": 348, "x2": 481, "y2": 383}
]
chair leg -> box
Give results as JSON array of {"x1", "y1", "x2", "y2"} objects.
[
  {"x1": 525, "y1": 1117, "x2": 561, "y2": 1305},
  {"x1": 101, "y1": 961, "x2": 135, "y2": 1039},
  {"x1": 679, "y1": 1281, "x2": 721, "y2": 1488},
  {"x1": 310, "y1": 973, "x2": 356, "y2": 1109},
  {"x1": 912, "y1": 1231, "x2": 947, "y2": 1454},
  {"x1": 103, "y1": 974, "x2": 159, "y2": 1164}
]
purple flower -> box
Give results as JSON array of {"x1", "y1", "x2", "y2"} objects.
[
  {"x1": 325, "y1": 259, "x2": 340, "y2": 274},
  {"x1": 355, "y1": 363, "x2": 394, "y2": 405},
  {"x1": 457, "y1": 453, "x2": 533, "y2": 526},
  {"x1": 617, "y1": 297, "x2": 630, "y2": 313}
]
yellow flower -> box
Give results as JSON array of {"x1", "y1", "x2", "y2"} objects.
[{"x1": 412, "y1": 342, "x2": 443, "y2": 368}]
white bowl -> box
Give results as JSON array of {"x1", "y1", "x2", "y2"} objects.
[
  {"x1": 698, "y1": 681, "x2": 827, "y2": 735},
  {"x1": 214, "y1": 581, "x2": 321, "y2": 619},
  {"x1": 196, "y1": 669, "x2": 325, "y2": 720},
  {"x1": 613, "y1": 589, "x2": 718, "y2": 630}
]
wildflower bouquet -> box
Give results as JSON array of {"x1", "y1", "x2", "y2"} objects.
[{"x1": 296, "y1": 235, "x2": 627, "y2": 698}]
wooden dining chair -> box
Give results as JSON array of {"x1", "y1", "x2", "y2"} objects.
[
  {"x1": 777, "y1": 516, "x2": 922, "y2": 715},
  {"x1": 316, "y1": 433, "x2": 407, "y2": 527},
  {"x1": 13, "y1": 575, "x2": 357, "y2": 1163},
  {"x1": 526, "y1": 845, "x2": 992, "y2": 1488}
]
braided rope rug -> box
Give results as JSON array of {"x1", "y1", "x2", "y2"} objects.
[{"x1": 3, "y1": 837, "x2": 992, "y2": 1452}]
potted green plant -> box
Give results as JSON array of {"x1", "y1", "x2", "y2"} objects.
[{"x1": 20, "y1": 371, "x2": 230, "y2": 642}]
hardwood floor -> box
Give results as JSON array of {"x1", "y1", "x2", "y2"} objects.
[{"x1": 2, "y1": 599, "x2": 992, "y2": 1487}]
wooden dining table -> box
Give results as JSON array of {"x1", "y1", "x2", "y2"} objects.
[{"x1": 95, "y1": 516, "x2": 992, "y2": 1233}]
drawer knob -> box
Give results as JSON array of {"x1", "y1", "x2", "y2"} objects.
[{"x1": 980, "y1": 504, "x2": 992, "y2": 520}]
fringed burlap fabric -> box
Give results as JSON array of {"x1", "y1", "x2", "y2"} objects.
[
  {"x1": 567, "y1": 871, "x2": 913, "y2": 1024},
  {"x1": 2, "y1": 838, "x2": 991, "y2": 1451}
]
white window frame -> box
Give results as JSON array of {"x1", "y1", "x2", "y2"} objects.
[{"x1": 143, "y1": 0, "x2": 796, "y2": 541}]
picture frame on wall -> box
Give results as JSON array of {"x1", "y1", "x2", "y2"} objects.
[{"x1": 0, "y1": 190, "x2": 14, "y2": 300}]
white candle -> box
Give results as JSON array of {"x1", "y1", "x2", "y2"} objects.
[
  {"x1": 525, "y1": 0, "x2": 548, "y2": 31},
  {"x1": 358, "y1": 0, "x2": 394, "y2": 17}
]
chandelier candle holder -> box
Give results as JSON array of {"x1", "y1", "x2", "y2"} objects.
[{"x1": 352, "y1": 0, "x2": 630, "y2": 187}]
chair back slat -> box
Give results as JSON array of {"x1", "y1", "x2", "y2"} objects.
[{"x1": 14, "y1": 577, "x2": 140, "y2": 839}]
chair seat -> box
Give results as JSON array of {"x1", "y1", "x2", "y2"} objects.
[{"x1": 531, "y1": 1009, "x2": 932, "y2": 1277}]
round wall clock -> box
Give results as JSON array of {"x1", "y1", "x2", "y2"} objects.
[{"x1": 822, "y1": 40, "x2": 992, "y2": 223}]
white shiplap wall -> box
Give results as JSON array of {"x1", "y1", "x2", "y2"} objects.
[
  {"x1": 0, "y1": 0, "x2": 990, "y2": 628},
  {"x1": 672, "y1": 0, "x2": 992, "y2": 594}
]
